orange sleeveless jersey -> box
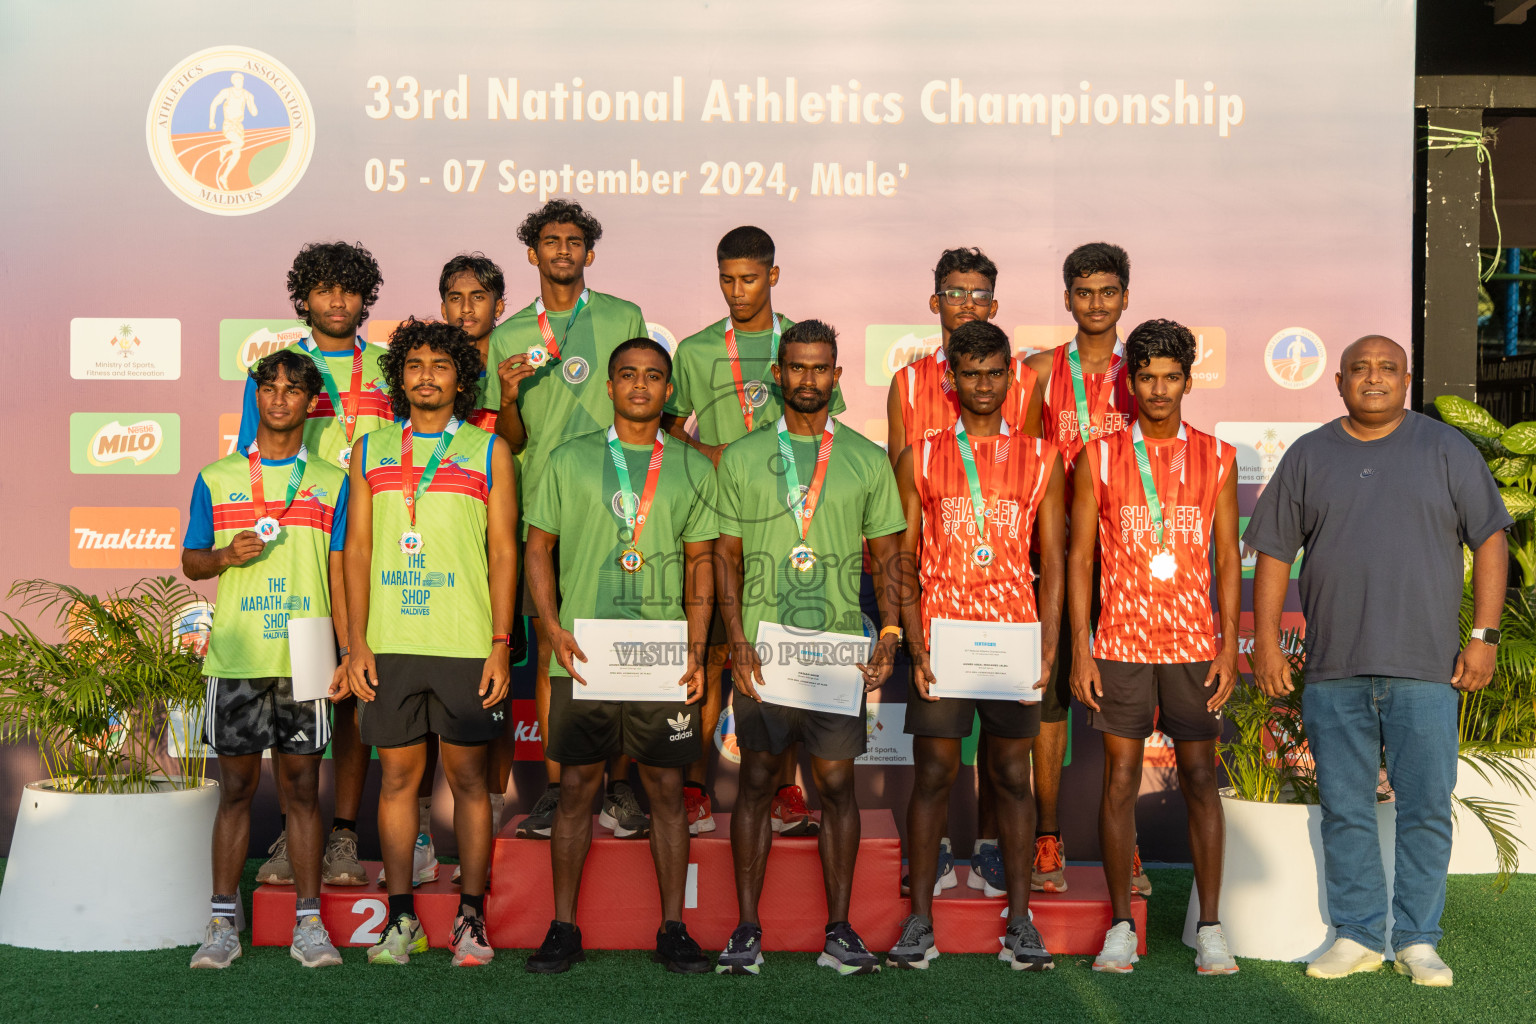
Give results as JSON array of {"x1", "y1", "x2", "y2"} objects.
[
  {"x1": 1085, "y1": 423, "x2": 1235, "y2": 664},
  {"x1": 895, "y1": 349, "x2": 1037, "y2": 449},
  {"x1": 914, "y1": 427, "x2": 1059, "y2": 644},
  {"x1": 1042, "y1": 343, "x2": 1135, "y2": 469}
]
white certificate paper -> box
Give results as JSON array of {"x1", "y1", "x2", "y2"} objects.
[
  {"x1": 572, "y1": 619, "x2": 690, "y2": 702},
  {"x1": 287, "y1": 616, "x2": 338, "y2": 703},
  {"x1": 753, "y1": 621, "x2": 869, "y2": 717},
  {"x1": 928, "y1": 619, "x2": 1042, "y2": 702}
]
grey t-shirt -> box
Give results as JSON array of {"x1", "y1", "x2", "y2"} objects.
[{"x1": 1243, "y1": 412, "x2": 1511, "y2": 685}]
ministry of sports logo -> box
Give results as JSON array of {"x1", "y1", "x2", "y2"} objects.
[
  {"x1": 146, "y1": 47, "x2": 315, "y2": 216},
  {"x1": 1264, "y1": 328, "x2": 1326, "y2": 390}
]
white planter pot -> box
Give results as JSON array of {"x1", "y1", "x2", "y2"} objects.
[
  {"x1": 1182, "y1": 788, "x2": 1396, "y2": 962},
  {"x1": 0, "y1": 778, "x2": 219, "y2": 951},
  {"x1": 1448, "y1": 754, "x2": 1536, "y2": 874}
]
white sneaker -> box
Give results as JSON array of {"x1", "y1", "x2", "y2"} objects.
[
  {"x1": 1194, "y1": 924, "x2": 1239, "y2": 975},
  {"x1": 1394, "y1": 943, "x2": 1453, "y2": 987},
  {"x1": 379, "y1": 833, "x2": 439, "y2": 887},
  {"x1": 1093, "y1": 921, "x2": 1139, "y2": 973},
  {"x1": 1307, "y1": 936, "x2": 1383, "y2": 979}
]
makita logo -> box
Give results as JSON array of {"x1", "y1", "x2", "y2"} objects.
[
  {"x1": 74, "y1": 526, "x2": 178, "y2": 551},
  {"x1": 514, "y1": 720, "x2": 542, "y2": 743},
  {"x1": 88, "y1": 419, "x2": 164, "y2": 467}
]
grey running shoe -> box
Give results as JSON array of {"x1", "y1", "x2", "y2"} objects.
[
  {"x1": 255, "y1": 831, "x2": 293, "y2": 885},
  {"x1": 516, "y1": 786, "x2": 561, "y2": 839},
  {"x1": 1000, "y1": 916, "x2": 1054, "y2": 971},
  {"x1": 886, "y1": 913, "x2": 938, "y2": 969},
  {"x1": 189, "y1": 917, "x2": 242, "y2": 969},
  {"x1": 818, "y1": 922, "x2": 880, "y2": 975},
  {"x1": 599, "y1": 781, "x2": 650, "y2": 839},
  {"x1": 378, "y1": 832, "x2": 439, "y2": 887},
  {"x1": 322, "y1": 827, "x2": 368, "y2": 886},
  {"x1": 290, "y1": 914, "x2": 342, "y2": 968},
  {"x1": 716, "y1": 922, "x2": 765, "y2": 975},
  {"x1": 368, "y1": 913, "x2": 427, "y2": 965}
]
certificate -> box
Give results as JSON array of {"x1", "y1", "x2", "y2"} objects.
[
  {"x1": 753, "y1": 621, "x2": 868, "y2": 717},
  {"x1": 571, "y1": 619, "x2": 690, "y2": 702},
  {"x1": 287, "y1": 617, "x2": 338, "y2": 703},
  {"x1": 928, "y1": 618, "x2": 1042, "y2": 702}
]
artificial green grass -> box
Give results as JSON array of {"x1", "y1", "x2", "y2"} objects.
[{"x1": 0, "y1": 861, "x2": 1530, "y2": 1024}]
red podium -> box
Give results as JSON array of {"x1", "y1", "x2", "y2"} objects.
[{"x1": 254, "y1": 810, "x2": 1144, "y2": 956}]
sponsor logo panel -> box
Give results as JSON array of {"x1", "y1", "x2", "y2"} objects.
[
  {"x1": 1239, "y1": 517, "x2": 1304, "y2": 580},
  {"x1": 1214, "y1": 421, "x2": 1321, "y2": 486},
  {"x1": 218, "y1": 413, "x2": 242, "y2": 458},
  {"x1": 70, "y1": 413, "x2": 181, "y2": 474},
  {"x1": 1264, "y1": 328, "x2": 1326, "y2": 390},
  {"x1": 512, "y1": 698, "x2": 544, "y2": 760},
  {"x1": 70, "y1": 318, "x2": 180, "y2": 380},
  {"x1": 1189, "y1": 327, "x2": 1227, "y2": 388},
  {"x1": 865, "y1": 325, "x2": 940, "y2": 386},
  {"x1": 69, "y1": 507, "x2": 181, "y2": 569},
  {"x1": 855, "y1": 701, "x2": 913, "y2": 765},
  {"x1": 218, "y1": 319, "x2": 307, "y2": 380}
]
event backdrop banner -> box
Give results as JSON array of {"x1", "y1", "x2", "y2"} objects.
[{"x1": 0, "y1": 0, "x2": 1415, "y2": 857}]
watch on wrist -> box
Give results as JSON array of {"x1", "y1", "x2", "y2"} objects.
[{"x1": 1471, "y1": 627, "x2": 1501, "y2": 646}]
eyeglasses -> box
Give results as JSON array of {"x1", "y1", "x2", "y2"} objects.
[{"x1": 937, "y1": 288, "x2": 995, "y2": 306}]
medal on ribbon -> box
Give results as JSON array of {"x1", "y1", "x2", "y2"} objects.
[
  {"x1": 1066, "y1": 337, "x2": 1126, "y2": 446},
  {"x1": 777, "y1": 417, "x2": 835, "y2": 572},
  {"x1": 300, "y1": 337, "x2": 366, "y2": 464},
  {"x1": 531, "y1": 289, "x2": 590, "y2": 367},
  {"x1": 607, "y1": 427, "x2": 667, "y2": 573},
  {"x1": 246, "y1": 442, "x2": 308, "y2": 545},
  {"x1": 398, "y1": 419, "x2": 461, "y2": 554},
  {"x1": 954, "y1": 417, "x2": 1009, "y2": 567},
  {"x1": 1131, "y1": 421, "x2": 1186, "y2": 582},
  {"x1": 723, "y1": 313, "x2": 782, "y2": 431}
]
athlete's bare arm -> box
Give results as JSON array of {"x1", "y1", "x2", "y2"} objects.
[
  {"x1": 1034, "y1": 454, "x2": 1067, "y2": 691},
  {"x1": 885, "y1": 379, "x2": 906, "y2": 467},
  {"x1": 1022, "y1": 368, "x2": 1045, "y2": 438},
  {"x1": 343, "y1": 448, "x2": 377, "y2": 701},
  {"x1": 1203, "y1": 466, "x2": 1242, "y2": 711},
  {"x1": 662, "y1": 411, "x2": 722, "y2": 466},
  {"x1": 493, "y1": 355, "x2": 534, "y2": 454},
  {"x1": 481, "y1": 438, "x2": 517, "y2": 707},
  {"x1": 1067, "y1": 452, "x2": 1102, "y2": 709},
  {"x1": 526, "y1": 525, "x2": 584, "y2": 683},
  {"x1": 181, "y1": 532, "x2": 262, "y2": 580},
  {"x1": 714, "y1": 533, "x2": 764, "y2": 700},
  {"x1": 679, "y1": 539, "x2": 715, "y2": 702},
  {"x1": 893, "y1": 446, "x2": 934, "y2": 698},
  {"x1": 862, "y1": 531, "x2": 904, "y2": 692},
  {"x1": 1023, "y1": 350, "x2": 1055, "y2": 439},
  {"x1": 326, "y1": 549, "x2": 349, "y2": 700}
]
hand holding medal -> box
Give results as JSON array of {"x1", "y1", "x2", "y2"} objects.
[
  {"x1": 246, "y1": 442, "x2": 308, "y2": 545},
  {"x1": 531, "y1": 289, "x2": 590, "y2": 369}
]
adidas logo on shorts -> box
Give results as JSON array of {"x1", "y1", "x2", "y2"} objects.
[{"x1": 667, "y1": 712, "x2": 693, "y2": 742}]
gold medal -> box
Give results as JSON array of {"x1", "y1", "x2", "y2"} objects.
[
  {"x1": 972, "y1": 543, "x2": 995, "y2": 567},
  {"x1": 618, "y1": 547, "x2": 645, "y2": 573},
  {"x1": 789, "y1": 543, "x2": 818, "y2": 572}
]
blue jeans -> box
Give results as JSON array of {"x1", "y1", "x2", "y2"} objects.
[{"x1": 1302, "y1": 677, "x2": 1458, "y2": 952}]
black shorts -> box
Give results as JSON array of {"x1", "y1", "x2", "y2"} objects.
[
  {"x1": 1087, "y1": 659, "x2": 1223, "y2": 742},
  {"x1": 902, "y1": 673, "x2": 1042, "y2": 739},
  {"x1": 359, "y1": 654, "x2": 505, "y2": 748},
  {"x1": 732, "y1": 693, "x2": 867, "y2": 762},
  {"x1": 1034, "y1": 555, "x2": 1099, "y2": 725},
  {"x1": 203, "y1": 676, "x2": 329, "y2": 757},
  {"x1": 547, "y1": 678, "x2": 702, "y2": 768}
]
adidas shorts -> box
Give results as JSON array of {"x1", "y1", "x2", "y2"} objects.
[
  {"x1": 732, "y1": 693, "x2": 867, "y2": 762},
  {"x1": 1087, "y1": 659, "x2": 1223, "y2": 742},
  {"x1": 358, "y1": 653, "x2": 505, "y2": 748},
  {"x1": 202, "y1": 675, "x2": 329, "y2": 757},
  {"x1": 547, "y1": 678, "x2": 702, "y2": 768}
]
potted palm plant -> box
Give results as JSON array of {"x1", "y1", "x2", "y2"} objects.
[{"x1": 0, "y1": 576, "x2": 219, "y2": 951}]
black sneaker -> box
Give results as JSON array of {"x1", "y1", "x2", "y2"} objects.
[
  {"x1": 517, "y1": 786, "x2": 561, "y2": 840},
  {"x1": 818, "y1": 922, "x2": 880, "y2": 975},
  {"x1": 525, "y1": 919, "x2": 585, "y2": 973},
  {"x1": 653, "y1": 920, "x2": 710, "y2": 974},
  {"x1": 716, "y1": 922, "x2": 765, "y2": 975}
]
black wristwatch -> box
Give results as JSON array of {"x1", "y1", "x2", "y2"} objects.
[{"x1": 1471, "y1": 628, "x2": 1501, "y2": 646}]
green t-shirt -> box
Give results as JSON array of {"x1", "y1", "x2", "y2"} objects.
[
  {"x1": 358, "y1": 422, "x2": 497, "y2": 659},
  {"x1": 237, "y1": 337, "x2": 394, "y2": 471},
  {"x1": 483, "y1": 290, "x2": 646, "y2": 532},
  {"x1": 525, "y1": 430, "x2": 720, "y2": 677},
  {"x1": 665, "y1": 315, "x2": 847, "y2": 447},
  {"x1": 715, "y1": 419, "x2": 907, "y2": 643},
  {"x1": 192, "y1": 453, "x2": 348, "y2": 678}
]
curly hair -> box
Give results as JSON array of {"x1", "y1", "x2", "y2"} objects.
[
  {"x1": 516, "y1": 200, "x2": 603, "y2": 250},
  {"x1": 946, "y1": 321, "x2": 1010, "y2": 367},
  {"x1": 250, "y1": 348, "x2": 324, "y2": 398},
  {"x1": 933, "y1": 247, "x2": 997, "y2": 293},
  {"x1": 286, "y1": 241, "x2": 383, "y2": 325},
  {"x1": 1125, "y1": 318, "x2": 1197, "y2": 376},
  {"x1": 438, "y1": 252, "x2": 505, "y2": 302},
  {"x1": 378, "y1": 317, "x2": 484, "y2": 422},
  {"x1": 1062, "y1": 242, "x2": 1130, "y2": 290}
]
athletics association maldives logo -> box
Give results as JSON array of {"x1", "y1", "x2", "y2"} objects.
[
  {"x1": 1264, "y1": 328, "x2": 1327, "y2": 390},
  {"x1": 146, "y1": 46, "x2": 315, "y2": 216}
]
